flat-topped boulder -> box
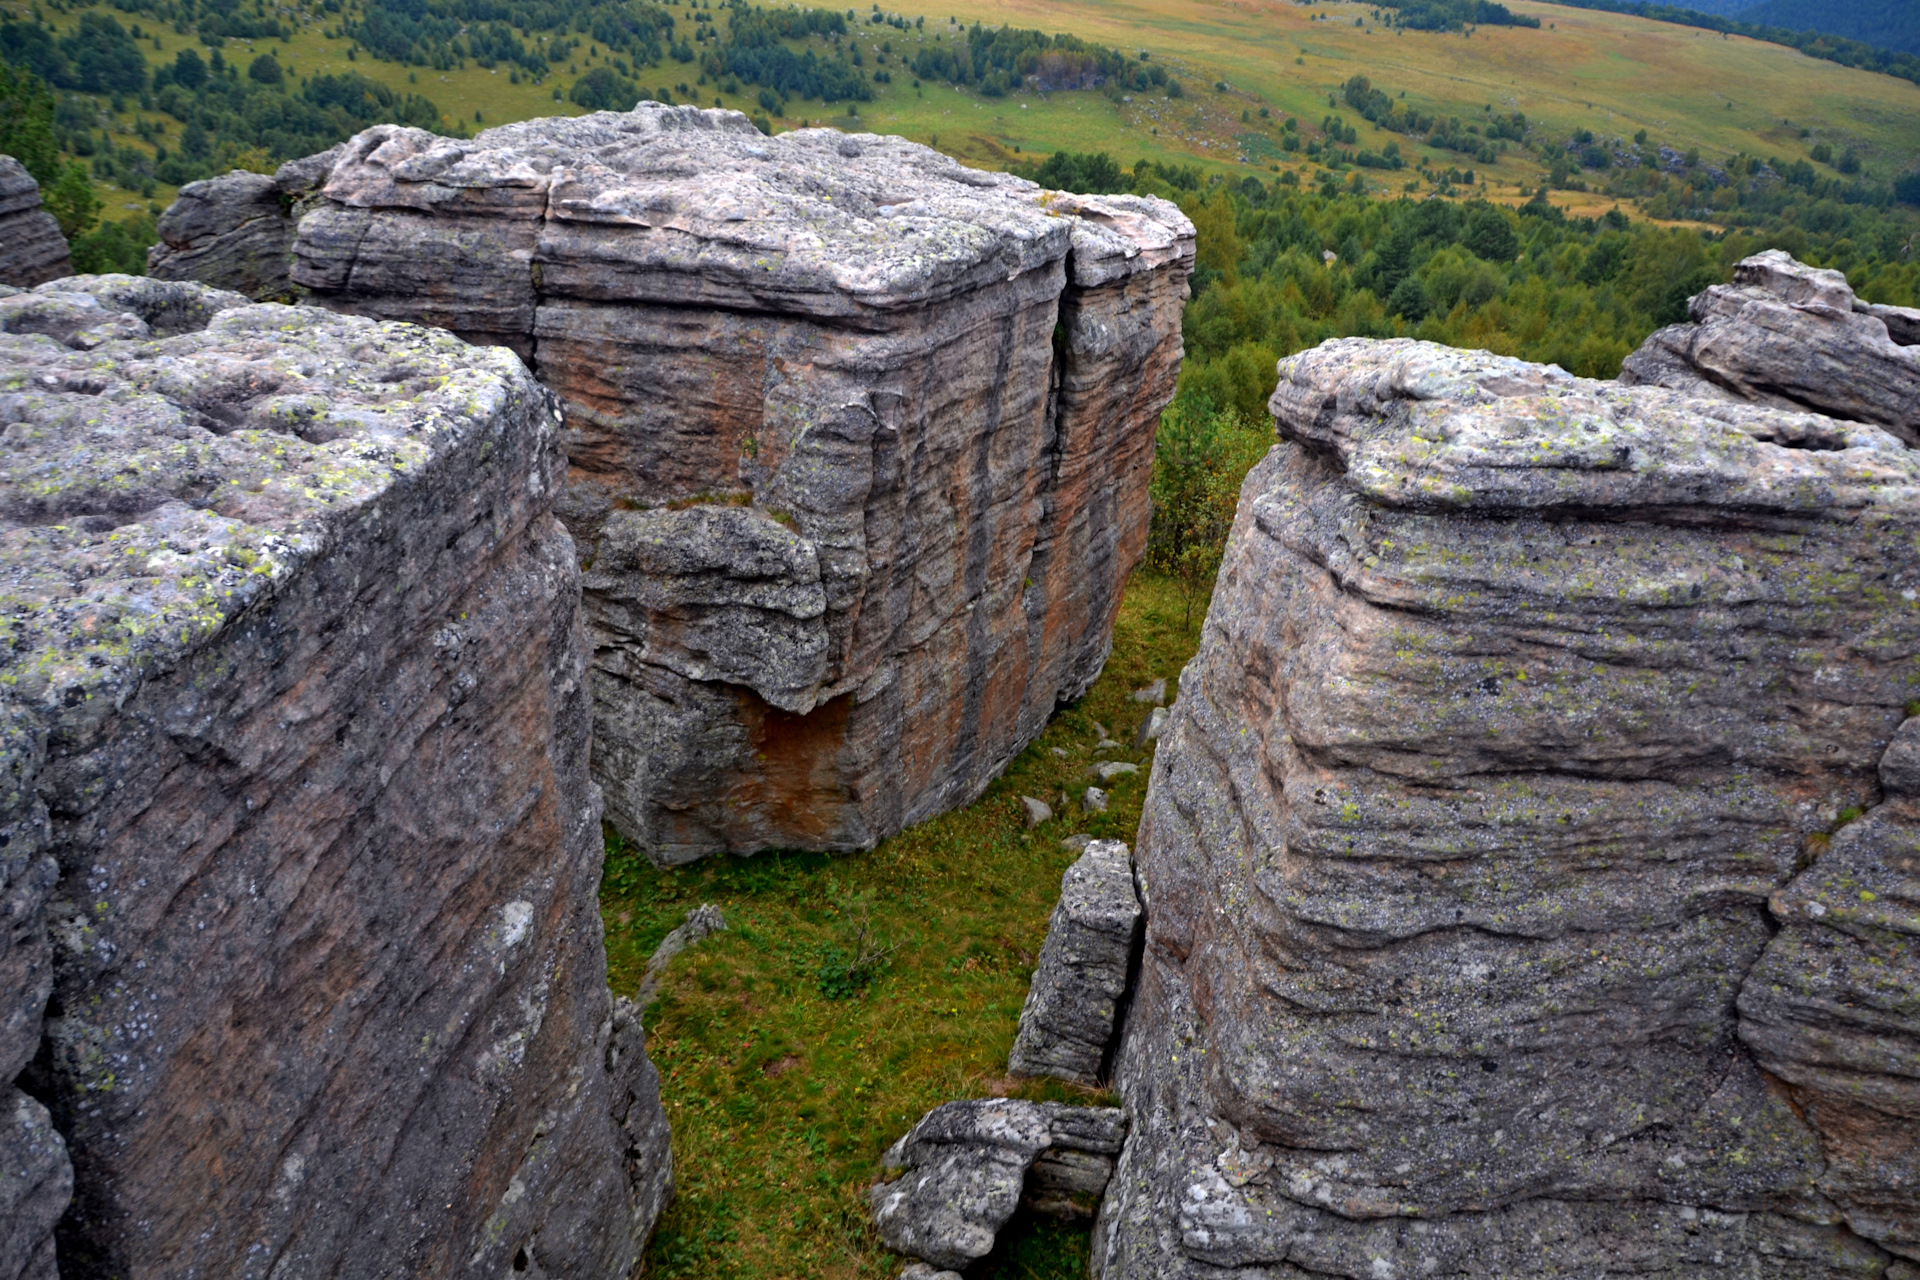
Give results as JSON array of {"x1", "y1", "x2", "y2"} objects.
[
  {"x1": 1100, "y1": 322, "x2": 1920, "y2": 1277},
  {"x1": 0, "y1": 276, "x2": 669, "y2": 1277},
  {"x1": 153, "y1": 105, "x2": 1194, "y2": 863}
]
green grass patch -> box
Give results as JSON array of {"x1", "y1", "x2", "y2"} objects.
[{"x1": 603, "y1": 571, "x2": 1200, "y2": 1279}]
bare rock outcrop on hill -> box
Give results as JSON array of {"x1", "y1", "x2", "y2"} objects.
[
  {"x1": 1621, "y1": 248, "x2": 1920, "y2": 441},
  {"x1": 1098, "y1": 319, "x2": 1920, "y2": 1276},
  {"x1": 153, "y1": 104, "x2": 1193, "y2": 863},
  {"x1": 0, "y1": 277, "x2": 668, "y2": 1277},
  {"x1": 146, "y1": 150, "x2": 339, "y2": 300},
  {"x1": 1008, "y1": 838, "x2": 1141, "y2": 1086},
  {"x1": 0, "y1": 158, "x2": 70, "y2": 288}
]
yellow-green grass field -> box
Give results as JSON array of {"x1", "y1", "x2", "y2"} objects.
[{"x1": 13, "y1": 0, "x2": 1920, "y2": 225}]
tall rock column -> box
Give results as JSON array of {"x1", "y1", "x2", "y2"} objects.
[
  {"x1": 1099, "y1": 335, "x2": 1920, "y2": 1278},
  {"x1": 0, "y1": 157, "x2": 71, "y2": 288},
  {"x1": 152, "y1": 104, "x2": 1193, "y2": 863},
  {"x1": 0, "y1": 276, "x2": 668, "y2": 1277}
]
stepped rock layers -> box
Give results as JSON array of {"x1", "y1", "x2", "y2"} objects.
[
  {"x1": 1099, "y1": 315, "x2": 1920, "y2": 1272},
  {"x1": 1008, "y1": 838, "x2": 1143, "y2": 1085},
  {"x1": 0, "y1": 158, "x2": 70, "y2": 289},
  {"x1": 152, "y1": 104, "x2": 1194, "y2": 862},
  {"x1": 146, "y1": 149, "x2": 340, "y2": 300},
  {"x1": 0, "y1": 277, "x2": 669, "y2": 1278}
]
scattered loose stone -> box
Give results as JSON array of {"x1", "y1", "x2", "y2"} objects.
[
  {"x1": 897, "y1": 1265, "x2": 961, "y2": 1280},
  {"x1": 1090, "y1": 761, "x2": 1139, "y2": 782},
  {"x1": 1082, "y1": 787, "x2": 1108, "y2": 814},
  {"x1": 1130, "y1": 677, "x2": 1167, "y2": 705},
  {"x1": 1134, "y1": 705, "x2": 1170, "y2": 749},
  {"x1": 1060, "y1": 834, "x2": 1094, "y2": 854},
  {"x1": 636, "y1": 903, "x2": 728, "y2": 1008},
  {"x1": 1093, "y1": 737, "x2": 1126, "y2": 753},
  {"x1": 1009, "y1": 840, "x2": 1142, "y2": 1085},
  {"x1": 1020, "y1": 796, "x2": 1054, "y2": 829},
  {"x1": 870, "y1": 1099, "x2": 1127, "y2": 1269},
  {"x1": 1050, "y1": 747, "x2": 1070, "y2": 759}
]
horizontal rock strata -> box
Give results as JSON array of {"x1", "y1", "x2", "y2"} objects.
[
  {"x1": 1008, "y1": 838, "x2": 1142, "y2": 1085},
  {"x1": 872, "y1": 1098, "x2": 1128, "y2": 1269},
  {"x1": 146, "y1": 150, "x2": 339, "y2": 300},
  {"x1": 0, "y1": 157, "x2": 70, "y2": 289},
  {"x1": 158, "y1": 104, "x2": 1193, "y2": 862},
  {"x1": 1099, "y1": 326, "x2": 1920, "y2": 1277},
  {"x1": 1620, "y1": 248, "x2": 1920, "y2": 442},
  {"x1": 0, "y1": 278, "x2": 668, "y2": 1277}
]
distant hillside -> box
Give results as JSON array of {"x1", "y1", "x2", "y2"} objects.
[
  {"x1": 1737, "y1": 0, "x2": 1920, "y2": 55},
  {"x1": 1667, "y1": 0, "x2": 1758, "y2": 15},
  {"x1": 1539, "y1": 0, "x2": 1920, "y2": 84}
]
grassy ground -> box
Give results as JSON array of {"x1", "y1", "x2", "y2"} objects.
[{"x1": 599, "y1": 571, "x2": 1207, "y2": 1279}]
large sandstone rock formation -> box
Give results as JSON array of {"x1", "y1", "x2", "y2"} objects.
[
  {"x1": 0, "y1": 276, "x2": 669, "y2": 1277},
  {"x1": 151, "y1": 104, "x2": 1193, "y2": 863},
  {"x1": 0, "y1": 157, "x2": 71, "y2": 288},
  {"x1": 1008, "y1": 838, "x2": 1142, "y2": 1085},
  {"x1": 1100, "y1": 262, "x2": 1920, "y2": 1276}
]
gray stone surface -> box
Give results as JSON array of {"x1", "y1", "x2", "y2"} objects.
[
  {"x1": 1621, "y1": 248, "x2": 1920, "y2": 442},
  {"x1": 872, "y1": 1099, "x2": 1127, "y2": 1270},
  {"x1": 1098, "y1": 329, "x2": 1920, "y2": 1277},
  {"x1": 147, "y1": 151, "x2": 341, "y2": 299},
  {"x1": 636, "y1": 902, "x2": 727, "y2": 1008},
  {"x1": 0, "y1": 158, "x2": 69, "y2": 289},
  {"x1": 1010, "y1": 840, "x2": 1142, "y2": 1087},
  {"x1": 0, "y1": 280, "x2": 668, "y2": 1277},
  {"x1": 154, "y1": 104, "x2": 1193, "y2": 864}
]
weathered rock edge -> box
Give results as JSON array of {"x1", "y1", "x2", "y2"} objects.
[
  {"x1": 871, "y1": 1098, "x2": 1129, "y2": 1270},
  {"x1": 1096, "y1": 320, "x2": 1920, "y2": 1277},
  {"x1": 0, "y1": 276, "x2": 669, "y2": 1278},
  {"x1": 0, "y1": 157, "x2": 71, "y2": 290},
  {"x1": 151, "y1": 104, "x2": 1195, "y2": 864},
  {"x1": 1008, "y1": 838, "x2": 1142, "y2": 1086}
]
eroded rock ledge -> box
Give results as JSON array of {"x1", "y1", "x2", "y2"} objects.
[
  {"x1": 0, "y1": 276, "x2": 668, "y2": 1278},
  {"x1": 152, "y1": 105, "x2": 1194, "y2": 863},
  {"x1": 0, "y1": 157, "x2": 71, "y2": 289},
  {"x1": 1098, "y1": 256, "x2": 1920, "y2": 1277}
]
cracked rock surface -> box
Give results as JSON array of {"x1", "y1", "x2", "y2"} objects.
[
  {"x1": 0, "y1": 278, "x2": 669, "y2": 1277},
  {"x1": 1008, "y1": 838, "x2": 1142, "y2": 1086},
  {"x1": 1098, "y1": 312, "x2": 1920, "y2": 1277},
  {"x1": 871, "y1": 1098, "x2": 1128, "y2": 1269},
  {"x1": 155, "y1": 104, "x2": 1193, "y2": 863},
  {"x1": 0, "y1": 158, "x2": 70, "y2": 289}
]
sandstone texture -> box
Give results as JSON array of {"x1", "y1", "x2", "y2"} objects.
[
  {"x1": 156, "y1": 104, "x2": 1193, "y2": 863},
  {"x1": 0, "y1": 158, "x2": 70, "y2": 289},
  {"x1": 146, "y1": 150, "x2": 339, "y2": 300},
  {"x1": 1008, "y1": 838, "x2": 1142, "y2": 1086},
  {"x1": 1099, "y1": 308, "x2": 1920, "y2": 1276},
  {"x1": 1620, "y1": 249, "x2": 1920, "y2": 442},
  {"x1": 0, "y1": 277, "x2": 668, "y2": 1277},
  {"x1": 871, "y1": 1098, "x2": 1128, "y2": 1269}
]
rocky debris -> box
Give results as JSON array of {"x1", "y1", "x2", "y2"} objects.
[
  {"x1": 156, "y1": 105, "x2": 1193, "y2": 863},
  {"x1": 1094, "y1": 736, "x2": 1126, "y2": 753},
  {"x1": 1090, "y1": 761, "x2": 1138, "y2": 782},
  {"x1": 0, "y1": 281, "x2": 669, "y2": 1276},
  {"x1": 1061, "y1": 834, "x2": 1094, "y2": 854},
  {"x1": 1021, "y1": 796, "x2": 1054, "y2": 828},
  {"x1": 1620, "y1": 249, "x2": 1920, "y2": 442},
  {"x1": 871, "y1": 1099, "x2": 1127, "y2": 1269},
  {"x1": 1009, "y1": 840, "x2": 1142, "y2": 1086},
  {"x1": 636, "y1": 902, "x2": 728, "y2": 1008},
  {"x1": 897, "y1": 1266, "x2": 962, "y2": 1280},
  {"x1": 1130, "y1": 678, "x2": 1166, "y2": 705},
  {"x1": 147, "y1": 150, "x2": 340, "y2": 299},
  {"x1": 1134, "y1": 706, "x2": 1169, "y2": 748},
  {"x1": 0, "y1": 157, "x2": 69, "y2": 288},
  {"x1": 1082, "y1": 787, "x2": 1108, "y2": 813},
  {"x1": 1098, "y1": 330, "x2": 1920, "y2": 1276}
]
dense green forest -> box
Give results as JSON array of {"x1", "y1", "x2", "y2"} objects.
[{"x1": 1021, "y1": 149, "x2": 1920, "y2": 424}]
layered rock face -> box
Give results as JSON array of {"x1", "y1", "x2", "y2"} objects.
[
  {"x1": 0, "y1": 277, "x2": 668, "y2": 1277},
  {"x1": 153, "y1": 105, "x2": 1193, "y2": 862},
  {"x1": 146, "y1": 149, "x2": 339, "y2": 300},
  {"x1": 0, "y1": 157, "x2": 71, "y2": 288},
  {"x1": 1100, "y1": 285, "x2": 1920, "y2": 1275},
  {"x1": 1008, "y1": 838, "x2": 1142, "y2": 1085}
]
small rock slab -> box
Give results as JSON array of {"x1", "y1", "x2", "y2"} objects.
[
  {"x1": 870, "y1": 1099, "x2": 1127, "y2": 1270},
  {"x1": 1008, "y1": 840, "x2": 1143, "y2": 1085}
]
